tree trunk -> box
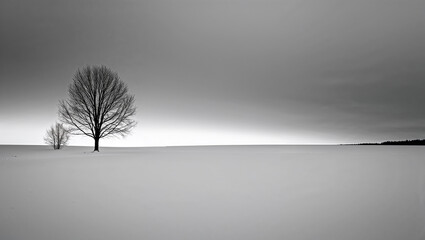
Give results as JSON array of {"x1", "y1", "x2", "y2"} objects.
[{"x1": 94, "y1": 137, "x2": 100, "y2": 152}]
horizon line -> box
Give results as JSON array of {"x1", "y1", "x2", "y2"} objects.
[{"x1": 0, "y1": 143, "x2": 341, "y2": 148}]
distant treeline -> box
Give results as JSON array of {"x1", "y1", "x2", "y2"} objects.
[{"x1": 357, "y1": 139, "x2": 425, "y2": 145}]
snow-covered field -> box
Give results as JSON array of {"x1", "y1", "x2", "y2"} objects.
[{"x1": 0, "y1": 145, "x2": 424, "y2": 240}]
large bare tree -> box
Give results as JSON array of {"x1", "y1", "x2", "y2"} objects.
[
  {"x1": 59, "y1": 65, "x2": 136, "y2": 151},
  {"x1": 44, "y1": 122, "x2": 70, "y2": 150}
]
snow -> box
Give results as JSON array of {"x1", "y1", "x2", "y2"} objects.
[{"x1": 1, "y1": 145, "x2": 424, "y2": 240}]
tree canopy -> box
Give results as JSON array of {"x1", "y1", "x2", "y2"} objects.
[{"x1": 59, "y1": 65, "x2": 136, "y2": 151}]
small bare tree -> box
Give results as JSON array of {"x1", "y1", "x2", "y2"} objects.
[
  {"x1": 59, "y1": 65, "x2": 136, "y2": 151},
  {"x1": 44, "y1": 123, "x2": 70, "y2": 150}
]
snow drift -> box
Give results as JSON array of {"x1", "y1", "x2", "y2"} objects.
[{"x1": 1, "y1": 145, "x2": 424, "y2": 240}]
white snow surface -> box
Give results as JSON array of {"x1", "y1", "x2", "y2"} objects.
[{"x1": 0, "y1": 145, "x2": 424, "y2": 240}]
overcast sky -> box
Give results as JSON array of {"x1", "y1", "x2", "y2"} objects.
[{"x1": 1, "y1": 0, "x2": 425, "y2": 146}]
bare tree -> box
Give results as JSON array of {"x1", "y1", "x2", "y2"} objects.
[
  {"x1": 44, "y1": 122, "x2": 70, "y2": 150},
  {"x1": 59, "y1": 65, "x2": 136, "y2": 151}
]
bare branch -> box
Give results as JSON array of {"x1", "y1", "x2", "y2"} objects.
[
  {"x1": 44, "y1": 122, "x2": 70, "y2": 149},
  {"x1": 58, "y1": 65, "x2": 137, "y2": 151}
]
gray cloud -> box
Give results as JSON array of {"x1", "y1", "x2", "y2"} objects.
[{"x1": 1, "y1": 0, "x2": 425, "y2": 145}]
